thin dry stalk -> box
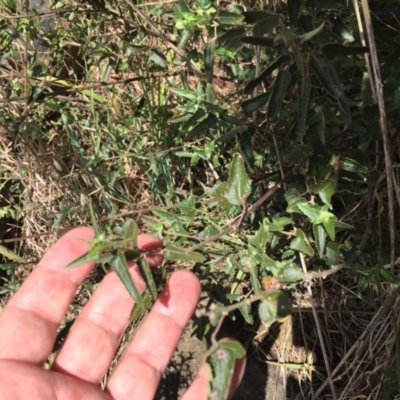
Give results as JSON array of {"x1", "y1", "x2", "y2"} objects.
[
  {"x1": 351, "y1": 0, "x2": 377, "y2": 103},
  {"x1": 360, "y1": 0, "x2": 396, "y2": 270},
  {"x1": 300, "y1": 253, "x2": 337, "y2": 400}
]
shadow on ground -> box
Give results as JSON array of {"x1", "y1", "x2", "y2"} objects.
[{"x1": 155, "y1": 297, "x2": 306, "y2": 400}]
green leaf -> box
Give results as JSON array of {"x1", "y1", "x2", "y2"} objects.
[
  {"x1": 131, "y1": 291, "x2": 152, "y2": 320},
  {"x1": 277, "y1": 262, "x2": 304, "y2": 282},
  {"x1": 297, "y1": 203, "x2": 319, "y2": 222},
  {"x1": 259, "y1": 290, "x2": 292, "y2": 324},
  {"x1": 186, "y1": 113, "x2": 218, "y2": 141},
  {"x1": 299, "y1": 22, "x2": 325, "y2": 43},
  {"x1": 65, "y1": 246, "x2": 104, "y2": 269},
  {"x1": 240, "y1": 36, "x2": 274, "y2": 47},
  {"x1": 333, "y1": 220, "x2": 354, "y2": 231},
  {"x1": 215, "y1": 10, "x2": 244, "y2": 24},
  {"x1": 297, "y1": 77, "x2": 311, "y2": 137},
  {"x1": 258, "y1": 298, "x2": 276, "y2": 324},
  {"x1": 288, "y1": 0, "x2": 301, "y2": 26},
  {"x1": 311, "y1": 54, "x2": 351, "y2": 128},
  {"x1": 30, "y1": 63, "x2": 49, "y2": 77},
  {"x1": 241, "y1": 92, "x2": 271, "y2": 115},
  {"x1": 217, "y1": 28, "x2": 246, "y2": 49},
  {"x1": 312, "y1": 179, "x2": 335, "y2": 205},
  {"x1": 224, "y1": 154, "x2": 252, "y2": 206},
  {"x1": 183, "y1": 108, "x2": 206, "y2": 131},
  {"x1": 164, "y1": 245, "x2": 205, "y2": 263},
  {"x1": 272, "y1": 217, "x2": 293, "y2": 227},
  {"x1": 149, "y1": 50, "x2": 168, "y2": 68},
  {"x1": 285, "y1": 188, "x2": 307, "y2": 212},
  {"x1": 172, "y1": 220, "x2": 189, "y2": 235},
  {"x1": 169, "y1": 87, "x2": 198, "y2": 102},
  {"x1": 242, "y1": 10, "x2": 279, "y2": 24},
  {"x1": 205, "y1": 39, "x2": 215, "y2": 84},
  {"x1": 206, "y1": 83, "x2": 215, "y2": 103},
  {"x1": 330, "y1": 16, "x2": 354, "y2": 42},
  {"x1": 314, "y1": 205, "x2": 337, "y2": 240},
  {"x1": 244, "y1": 55, "x2": 290, "y2": 94},
  {"x1": 313, "y1": 0, "x2": 344, "y2": 11},
  {"x1": 325, "y1": 241, "x2": 340, "y2": 265},
  {"x1": 250, "y1": 264, "x2": 261, "y2": 294},
  {"x1": 206, "y1": 340, "x2": 246, "y2": 399},
  {"x1": 176, "y1": 195, "x2": 196, "y2": 223},
  {"x1": 0, "y1": 244, "x2": 24, "y2": 263},
  {"x1": 123, "y1": 219, "x2": 139, "y2": 249},
  {"x1": 137, "y1": 256, "x2": 158, "y2": 301},
  {"x1": 249, "y1": 224, "x2": 271, "y2": 248},
  {"x1": 322, "y1": 43, "x2": 369, "y2": 58},
  {"x1": 313, "y1": 224, "x2": 326, "y2": 257},
  {"x1": 290, "y1": 237, "x2": 313, "y2": 257},
  {"x1": 110, "y1": 251, "x2": 144, "y2": 307},
  {"x1": 379, "y1": 268, "x2": 400, "y2": 285},
  {"x1": 238, "y1": 127, "x2": 254, "y2": 167},
  {"x1": 267, "y1": 70, "x2": 291, "y2": 123},
  {"x1": 239, "y1": 303, "x2": 254, "y2": 324},
  {"x1": 151, "y1": 209, "x2": 178, "y2": 224},
  {"x1": 253, "y1": 15, "x2": 280, "y2": 35},
  {"x1": 341, "y1": 157, "x2": 368, "y2": 175},
  {"x1": 88, "y1": 199, "x2": 100, "y2": 236}
]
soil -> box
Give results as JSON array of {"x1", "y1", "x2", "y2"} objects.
[{"x1": 155, "y1": 299, "x2": 300, "y2": 400}]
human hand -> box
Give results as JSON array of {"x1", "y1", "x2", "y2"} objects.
[{"x1": 0, "y1": 227, "x2": 245, "y2": 399}]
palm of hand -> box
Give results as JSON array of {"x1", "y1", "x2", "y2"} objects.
[{"x1": 0, "y1": 227, "x2": 226, "y2": 400}]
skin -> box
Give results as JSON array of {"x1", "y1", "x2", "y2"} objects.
[{"x1": 0, "y1": 227, "x2": 245, "y2": 400}]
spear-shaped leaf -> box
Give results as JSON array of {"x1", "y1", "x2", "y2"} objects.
[
  {"x1": 322, "y1": 43, "x2": 369, "y2": 58},
  {"x1": 297, "y1": 77, "x2": 311, "y2": 137},
  {"x1": 123, "y1": 219, "x2": 139, "y2": 249},
  {"x1": 242, "y1": 92, "x2": 271, "y2": 115},
  {"x1": 224, "y1": 154, "x2": 252, "y2": 206},
  {"x1": 110, "y1": 250, "x2": 144, "y2": 308},
  {"x1": 205, "y1": 39, "x2": 215, "y2": 84},
  {"x1": 267, "y1": 69, "x2": 291, "y2": 123},
  {"x1": 299, "y1": 22, "x2": 325, "y2": 43},
  {"x1": 131, "y1": 291, "x2": 152, "y2": 320},
  {"x1": 137, "y1": 256, "x2": 158, "y2": 301},
  {"x1": 311, "y1": 54, "x2": 351, "y2": 128},
  {"x1": 0, "y1": 244, "x2": 24, "y2": 263},
  {"x1": 65, "y1": 247, "x2": 107, "y2": 269},
  {"x1": 88, "y1": 198, "x2": 100, "y2": 236},
  {"x1": 186, "y1": 113, "x2": 218, "y2": 141},
  {"x1": 288, "y1": 0, "x2": 301, "y2": 26},
  {"x1": 164, "y1": 245, "x2": 205, "y2": 263},
  {"x1": 215, "y1": 10, "x2": 244, "y2": 25},
  {"x1": 244, "y1": 54, "x2": 290, "y2": 94}
]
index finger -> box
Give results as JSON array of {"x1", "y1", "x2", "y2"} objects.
[{"x1": 0, "y1": 227, "x2": 96, "y2": 364}]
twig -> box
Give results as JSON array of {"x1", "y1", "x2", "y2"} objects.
[
  {"x1": 360, "y1": 0, "x2": 396, "y2": 271},
  {"x1": 352, "y1": 0, "x2": 377, "y2": 102},
  {"x1": 299, "y1": 253, "x2": 337, "y2": 400},
  {"x1": 314, "y1": 295, "x2": 394, "y2": 397}
]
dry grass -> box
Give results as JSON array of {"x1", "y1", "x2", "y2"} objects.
[{"x1": 257, "y1": 280, "x2": 400, "y2": 399}]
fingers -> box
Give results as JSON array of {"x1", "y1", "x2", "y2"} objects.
[
  {"x1": 0, "y1": 360, "x2": 110, "y2": 400},
  {"x1": 182, "y1": 351, "x2": 246, "y2": 400},
  {"x1": 106, "y1": 270, "x2": 201, "y2": 400},
  {"x1": 52, "y1": 234, "x2": 163, "y2": 383},
  {"x1": 0, "y1": 227, "x2": 95, "y2": 364}
]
